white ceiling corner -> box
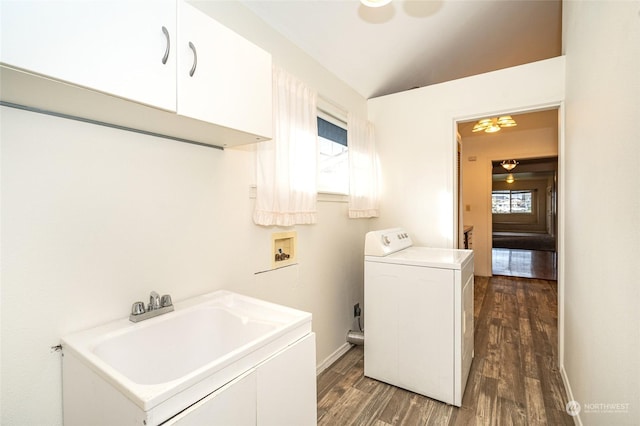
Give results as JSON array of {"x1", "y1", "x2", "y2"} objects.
[{"x1": 241, "y1": 0, "x2": 562, "y2": 99}]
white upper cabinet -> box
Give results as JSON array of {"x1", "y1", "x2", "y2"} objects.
[
  {"x1": 0, "y1": 1, "x2": 273, "y2": 147},
  {"x1": 0, "y1": 0, "x2": 177, "y2": 112},
  {"x1": 177, "y1": 2, "x2": 272, "y2": 141}
]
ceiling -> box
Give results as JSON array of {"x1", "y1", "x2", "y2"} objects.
[
  {"x1": 460, "y1": 109, "x2": 559, "y2": 182},
  {"x1": 457, "y1": 108, "x2": 558, "y2": 139},
  {"x1": 491, "y1": 156, "x2": 558, "y2": 182},
  {"x1": 240, "y1": 0, "x2": 562, "y2": 99}
]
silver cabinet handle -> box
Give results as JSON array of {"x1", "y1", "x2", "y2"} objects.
[
  {"x1": 161, "y1": 26, "x2": 170, "y2": 64},
  {"x1": 188, "y1": 41, "x2": 197, "y2": 77}
]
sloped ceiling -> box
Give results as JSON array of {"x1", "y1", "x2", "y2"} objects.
[{"x1": 240, "y1": 0, "x2": 562, "y2": 99}]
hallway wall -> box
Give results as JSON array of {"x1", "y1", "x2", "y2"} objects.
[{"x1": 562, "y1": 2, "x2": 640, "y2": 424}]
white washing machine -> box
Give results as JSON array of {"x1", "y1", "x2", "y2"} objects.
[{"x1": 364, "y1": 228, "x2": 474, "y2": 406}]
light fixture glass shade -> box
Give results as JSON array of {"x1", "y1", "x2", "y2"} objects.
[
  {"x1": 506, "y1": 174, "x2": 515, "y2": 184},
  {"x1": 472, "y1": 118, "x2": 494, "y2": 132},
  {"x1": 471, "y1": 115, "x2": 517, "y2": 133},
  {"x1": 360, "y1": 0, "x2": 392, "y2": 7},
  {"x1": 485, "y1": 123, "x2": 501, "y2": 133},
  {"x1": 497, "y1": 116, "x2": 517, "y2": 127},
  {"x1": 501, "y1": 160, "x2": 519, "y2": 171}
]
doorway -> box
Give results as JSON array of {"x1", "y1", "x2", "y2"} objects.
[
  {"x1": 457, "y1": 109, "x2": 559, "y2": 281},
  {"x1": 455, "y1": 104, "x2": 565, "y2": 387},
  {"x1": 491, "y1": 156, "x2": 558, "y2": 280}
]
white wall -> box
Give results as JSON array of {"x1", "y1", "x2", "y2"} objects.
[
  {"x1": 367, "y1": 57, "x2": 565, "y2": 250},
  {"x1": 0, "y1": 3, "x2": 369, "y2": 425},
  {"x1": 461, "y1": 127, "x2": 558, "y2": 276},
  {"x1": 562, "y1": 1, "x2": 640, "y2": 424}
]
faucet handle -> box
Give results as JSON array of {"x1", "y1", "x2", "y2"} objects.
[
  {"x1": 131, "y1": 301, "x2": 146, "y2": 316},
  {"x1": 160, "y1": 294, "x2": 173, "y2": 308}
]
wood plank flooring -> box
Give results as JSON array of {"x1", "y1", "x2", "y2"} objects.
[
  {"x1": 492, "y1": 248, "x2": 557, "y2": 281},
  {"x1": 317, "y1": 276, "x2": 573, "y2": 425}
]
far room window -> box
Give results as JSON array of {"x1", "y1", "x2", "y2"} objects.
[
  {"x1": 317, "y1": 113, "x2": 348, "y2": 194},
  {"x1": 492, "y1": 190, "x2": 533, "y2": 214}
]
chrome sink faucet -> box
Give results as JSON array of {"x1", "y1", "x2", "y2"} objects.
[{"x1": 129, "y1": 291, "x2": 174, "y2": 323}]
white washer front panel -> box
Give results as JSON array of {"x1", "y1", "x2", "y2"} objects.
[
  {"x1": 364, "y1": 244, "x2": 474, "y2": 406},
  {"x1": 364, "y1": 261, "x2": 455, "y2": 403},
  {"x1": 365, "y1": 246, "x2": 473, "y2": 270}
]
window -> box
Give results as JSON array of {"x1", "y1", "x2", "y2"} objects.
[
  {"x1": 317, "y1": 115, "x2": 348, "y2": 194},
  {"x1": 492, "y1": 190, "x2": 533, "y2": 214}
]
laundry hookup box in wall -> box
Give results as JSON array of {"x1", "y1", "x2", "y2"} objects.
[{"x1": 272, "y1": 231, "x2": 297, "y2": 268}]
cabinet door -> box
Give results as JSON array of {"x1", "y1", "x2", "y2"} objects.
[
  {"x1": 165, "y1": 369, "x2": 256, "y2": 426},
  {"x1": 177, "y1": 2, "x2": 272, "y2": 140},
  {"x1": 0, "y1": 0, "x2": 176, "y2": 111},
  {"x1": 257, "y1": 333, "x2": 317, "y2": 426}
]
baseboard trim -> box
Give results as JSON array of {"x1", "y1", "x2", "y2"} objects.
[
  {"x1": 560, "y1": 364, "x2": 582, "y2": 425},
  {"x1": 316, "y1": 342, "x2": 352, "y2": 376}
]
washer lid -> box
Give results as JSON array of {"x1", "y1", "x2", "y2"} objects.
[{"x1": 365, "y1": 246, "x2": 473, "y2": 270}]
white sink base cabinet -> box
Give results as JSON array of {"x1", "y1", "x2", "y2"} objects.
[
  {"x1": 166, "y1": 369, "x2": 257, "y2": 426},
  {"x1": 256, "y1": 332, "x2": 317, "y2": 426},
  {"x1": 63, "y1": 333, "x2": 316, "y2": 426}
]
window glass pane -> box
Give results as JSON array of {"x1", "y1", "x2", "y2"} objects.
[
  {"x1": 492, "y1": 190, "x2": 510, "y2": 213},
  {"x1": 510, "y1": 190, "x2": 532, "y2": 213},
  {"x1": 317, "y1": 117, "x2": 347, "y2": 146},
  {"x1": 317, "y1": 115, "x2": 348, "y2": 194},
  {"x1": 318, "y1": 136, "x2": 348, "y2": 193},
  {"x1": 492, "y1": 190, "x2": 533, "y2": 214}
]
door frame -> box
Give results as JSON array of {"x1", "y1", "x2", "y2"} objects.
[{"x1": 452, "y1": 100, "x2": 566, "y2": 366}]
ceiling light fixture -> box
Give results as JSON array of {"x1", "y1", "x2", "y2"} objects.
[
  {"x1": 500, "y1": 159, "x2": 519, "y2": 171},
  {"x1": 472, "y1": 115, "x2": 517, "y2": 133},
  {"x1": 360, "y1": 0, "x2": 392, "y2": 7},
  {"x1": 505, "y1": 173, "x2": 515, "y2": 184}
]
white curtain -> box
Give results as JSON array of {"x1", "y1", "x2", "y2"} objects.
[
  {"x1": 253, "y1": 66, "x2": 318, "y2": 226},
  {"x1": 348, "y1": 115, "x2": 380, "y2": 218}
]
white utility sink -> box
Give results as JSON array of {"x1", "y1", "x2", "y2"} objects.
[{"x1": 61, "y1": 290, "x2": 314, "y2": 426}]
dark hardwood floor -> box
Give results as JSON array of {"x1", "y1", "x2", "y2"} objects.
[
  {"x1": 317, "y1": 276, "x2": 572, "y2": 425},
  {"x1": 492, "y1": 248, "x2": 557, "y2": 281}
]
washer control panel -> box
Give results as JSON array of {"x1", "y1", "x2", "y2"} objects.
[{"x1": 365, "y1": 228, "x2": 413, "y2": 256}]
